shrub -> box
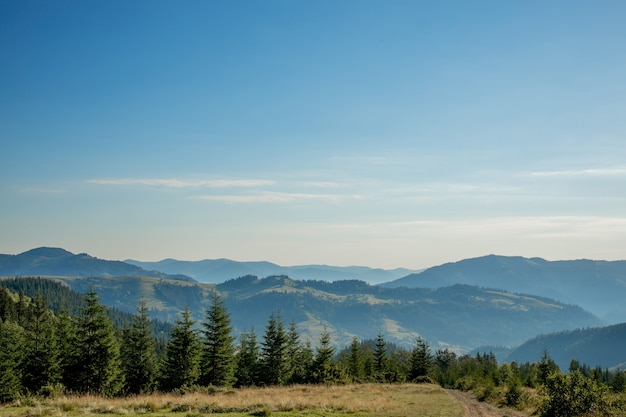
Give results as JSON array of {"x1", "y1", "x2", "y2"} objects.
[
  {"x1": 540, "y1": 370, "x2": 610, "y2": 417},
  {"x1": 505, "y1": 380, "x2": 522, "y2": 408}
]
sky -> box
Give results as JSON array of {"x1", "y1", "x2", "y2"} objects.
[{"x1": 1, "y1": 1, "x2": 625, "y2": 269}]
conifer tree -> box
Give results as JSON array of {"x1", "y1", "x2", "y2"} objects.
[
  {"x1": 347, "y1": 337, "x2": 364, "y2": 382},
  {"x1": 409, "y1": 337, "x2": 431, "y2": 381},
  {"x1": 121, "y1": 300, "x2": 157, "y2": 394},
  {"x1": 285, "y1": 321, "x2": 312, "y2": 384},
  {"x1": 0, "y1": 287, "x2": 17, "y2": 322},
  {"x1": 22, "y1": 293, "x2": 61, "y2": 393},
  {"x1": 260, "y1": 313, "x2": 288, "y2": 385},
  {"x1": 199, "y1": 292, "x2": 235, "y2": 387},
  {"x1": 0, "y1": 320, "x2": 25, "y2": 403},
  {"x1": 160, "y1": 306, "x2": 201, "y2": 390},
  {"x1": 373, "y1": 332, "x2": 388, "y2": 381},
  {"x1": 55, "y1": 310, "x2": 78, "y2": 390},
  {"x1": 74, "y1": 289, "x2": 123, "y2": 396},
  {"x1": 235, "y1": 329, "x2": 259, "y2": 387},
  {"x1": 311, "y1": 327, "x2": 335, "y2": 383}
]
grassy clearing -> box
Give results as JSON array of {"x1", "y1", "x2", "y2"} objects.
[{"x1": 0, "y1": 383, "x2": 463, "y2": 417}]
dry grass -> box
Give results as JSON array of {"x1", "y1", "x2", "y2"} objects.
[{"x1": 0, "y1": 383, "x2": 463, "y2": 417}]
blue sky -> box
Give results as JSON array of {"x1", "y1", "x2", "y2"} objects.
[{"x1": 1, "y1": 1, "x2": 625, "y2": 269}]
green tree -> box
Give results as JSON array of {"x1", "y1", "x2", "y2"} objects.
[
  {"x1": 538, "y1": 348, "x2": 559, "y2": 385},
  {"x1": 373, "y1": 332, "x2": 388, "y2": 381},
  {"x1": 199, "y1": 292, "x2": 235, "y2": 387},
  {"x1": 283, "y1": 322, "x2": 315, "y2": 384},
  {"x1": 346, "y1": 337, "x2": 365, "y2": 382},
  {"x1": 121, "y1": 300, "x2": 157, "y2": 394},
  {"x1": 55, "y1": 310, "x2": 78, "y2": 390},
  {"x1": 22, "y1": 293, "x2": 61, "y2": 393},
  {"x1": 0, "y1": 320, "x2": 25, "y2": 403},
  {"x1": 160, "y1": 307, "x2": 201, "y2": 390},
  {"x1": 260, "y1": 313, "x2": 288, "y2": 385},
  {"x1": 0, "y1": 287, "x2": 17, "y2": 322},
  {"x1": 541, "y1": 370, "x2": 610, "y2": 417},
  {"x1": 234, "y1": 329, "x2": 259, "y2": 387},
  {"x1": 74, "y1": 289, "x2": 123, "y2": 396},
  {"x1": 409, "y1": 337, "x2": 431, "y2": 381},
  {"x1": 311, "y1": 327, "x2": 335, "y2": 383}
]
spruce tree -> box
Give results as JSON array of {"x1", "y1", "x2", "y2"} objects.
[
  {"x1": 285, "y1": 321, "x2": 312, "y2": 384},
  {"x1": 373, "y1": 332, "x2": 388, "y2": 382},
  {"x1": 311, "y1": 327, "x2": 335, "y2": 383},
  {"x1": 160, "y1": 306, "x2": 201, "y2": 390},
  {"x1": 260, "y1": 313, "x2": 288, "y2": 385},
  {"x1": 22, "y1": 293, "x2": 61, "y2": 393},
  {"x1": 55, "y1": 310, "x2": 79, "y2": 390},
  {"x1": 347, "y1": 337, "x2": 364, "y2": 382},
  {"x1": 409, "y1": 337, "x2": 431, "y2": 381},
  {"x1": 199, "y1": 292, "x2": 235, "y2": 387},
  {"x1": 0, "y1": 319, "x2": 25, "y2": 403},
  {"x1": 234, "y1": 329, "x2": 259, "y2": 387},
  {"x1": 74, "y1": 289, "x2": 123, "y2": 396},
  {"x1": 121, "y1": 300, "x2": 157, "y2": 394}
]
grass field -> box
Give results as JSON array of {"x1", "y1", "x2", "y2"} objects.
[{"x1": 0, "y1": 383, "x2": 463, "y2": 417}]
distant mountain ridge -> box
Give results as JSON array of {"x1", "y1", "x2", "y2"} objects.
[
  {"x1": 382, "y1": 255, "x2": 626, "y2": 323},
  {"x1": 125, "y1": 258, "x2": 418, "y2": 284},
  {"x1": 503, "y1": 322, "x2": 626, "y2": 371},
  {"x1": 0, "y1": 247, "x2": 193, "y2": 281},
  {"x1": 33, "y1": 273, "x2": 602, "y2": 353}
]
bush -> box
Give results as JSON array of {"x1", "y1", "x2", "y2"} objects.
[
  {"x1": 505, "y1": 380, "x2": 522, "y2": 408},
  {"x1": 541, "y1": 370, "x2": 610, "y2": 417}
]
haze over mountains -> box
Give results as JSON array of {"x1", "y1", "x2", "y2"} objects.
[
  {"x1": 0, "y1": 247, "x2": 193, "y2": 281},
  {"x1": 2, "y1": 247, "x2": 626, "y2": 367},
  {"x1": 382, "y1": 255, "x2": 626, "y2": 324},
  {"x1": 126, "y1": 258, "x2": 419, "y2": 285}
]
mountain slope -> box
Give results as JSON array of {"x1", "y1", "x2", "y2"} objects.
[
  {"x1": 125, "y1": 258, "x2": 417, "y2": 284},
  {"x1": 382, "y1": 255, "x2": 626, "y2": 323},
  {"x1": 0, "y1": 247, "x2": 193, "y2": 281},
  {"x1": 504, "y1": 323, "x2": 626, "y2": 371},
  {"x1": 43, "y1": 274, "x2": 602, "y2": 353}
]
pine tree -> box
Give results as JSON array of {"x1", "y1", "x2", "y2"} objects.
[
  {"x1": 0, "y1": 319, "x2": 25, "y2": 403},
  {"x1": 121, "y1": 300, "x2": 157, "y2": 394},
  {"x1": 285, "y1": 321, "x2": 312, "y2": 384},
  {"x1": 373, "y1": 332, "x2": 388, "y2": 382},
  {"x1": 0, "y1": 287, "x2": 17, "y2": 322},
  {"x1": 199, "y1": 292, "x2": 235, "y2": 387},
  {"x1": 74, "y1": 289, "x2": 123, "y2": 396},
  {"x1": 234, "y1": 329, "x2": 259, "y2": 387},
  {"x1": 55, "y1": 309, "x2": 79, "y2": 390},
  {"x1": 311, "y1": 327, "x2": 335, "y2": 383},
  {"x1": 347, "y1": 337, "x2": 364, "y2": 382},
  {"x1": 160, "y1": 306, "x2": 201, "y2": 390},
  {"x1": 22, "y1": 293, "x2": 61, "y2": 393},
  {"x1": 409, "y1": 337, "x2": 431, "y2": 381},
  {"x1": 260, "y1": 313, "x2": 288, "y2": 385}
]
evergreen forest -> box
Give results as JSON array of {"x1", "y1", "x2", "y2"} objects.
[{"x1": 1, "y1": 277, "x2": 626, "y2": 417}]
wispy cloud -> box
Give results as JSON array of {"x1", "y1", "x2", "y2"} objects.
[
  {"x1": 87, "y1": 178, "x2": 275, "y2": 188},
  {"x1": 528, "y1": 167, "x2": 626, "y2": 178},
  {"x1": 193, "y1": 191, "x2": 362, "y2": 204}
]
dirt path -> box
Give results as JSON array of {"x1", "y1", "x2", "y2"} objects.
[{"x1": 446, "y1": 390, "x2": 529, "y2": 417}]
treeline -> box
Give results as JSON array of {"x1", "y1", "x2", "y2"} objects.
[{"x1": 2, "y1": 279, "x2": 626, "y2": 416}]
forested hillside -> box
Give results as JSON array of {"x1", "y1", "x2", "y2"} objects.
[
  {"x1": 504, "y1": 323, "x2": 626, "y2": 371},
  {"x1": 2, "y1": 278, "x2": 626, "y2": 417},
  {"x1": 383, "y1": 255, "x2": 626, "y2": 323},
  {"x1": 31, "y1": 274, "x2": 603, "y2": 353}
]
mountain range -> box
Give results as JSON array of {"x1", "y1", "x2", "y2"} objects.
[
  {"x1": 125, "y1": 258, "x2": 418, "y2": 284},
  {"x1": 500, "y1": 322, "x2": 626, "y2": 371},
  {"x1": 382, "y1": 255, "x2": 626, "y2": 324},
  {"x1": 2, "y1": 247, "x2": 626, "y2": 367}
]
